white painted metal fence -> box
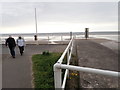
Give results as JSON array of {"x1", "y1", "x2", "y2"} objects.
[{"x1": 53, "y1": 38, "x2": 119, "y2": 89}]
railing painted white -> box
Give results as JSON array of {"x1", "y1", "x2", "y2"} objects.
[
  {"x1": 54, "y1": 38, "x2": 74, "y2": 89},
  {"x1": 53, "y1": 38, "x2": 119, "y2": 89},
  {"x1": 55, "y1": 64, "x2": 119, "y2": 77}
]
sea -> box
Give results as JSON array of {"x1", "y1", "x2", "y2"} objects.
[{"x1": 0, "y1": 31, "x2": 119, "y2": 44}]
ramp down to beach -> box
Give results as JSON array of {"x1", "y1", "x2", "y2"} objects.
[{"x1": 75, "y1": 39, "x2": 118, "y2": 88}]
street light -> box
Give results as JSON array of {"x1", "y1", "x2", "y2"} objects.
[{"x1": 34, "y1": 8, "x2": 38, "y2": 41}]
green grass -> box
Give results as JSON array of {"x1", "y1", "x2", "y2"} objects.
[{"x1": 32, "y1": 52, "x2": 62, "y2": 88}]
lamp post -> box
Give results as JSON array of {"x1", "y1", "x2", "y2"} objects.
[{"x1": 34, "y1": 8, "x2": 38, "y2": 44}]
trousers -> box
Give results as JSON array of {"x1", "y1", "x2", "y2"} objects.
[
  {"x1": 18, "y1": 46, "x2": 24, "y2": 55},
  {"x1": 9, "y1": 46, "x2": 15, "y2": 57}
]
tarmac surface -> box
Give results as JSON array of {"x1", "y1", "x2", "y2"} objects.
[{"x1": 74, "y1": 39, "x2": 119, "y2": 88}]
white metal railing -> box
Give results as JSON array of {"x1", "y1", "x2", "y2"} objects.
[
  {"x1": 54, "y1": 38, "x2": 74, "y2": 89},
  {"x1": 53, "y1": 38, "x2": 120, "y2": 89},
  {"x1": 55, "y1": 64, "x2": 119, "y2": 77}
]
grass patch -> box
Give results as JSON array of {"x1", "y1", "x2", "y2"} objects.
[{"x1": 32, "y1": 52, "x2": 62, "y2": 88}]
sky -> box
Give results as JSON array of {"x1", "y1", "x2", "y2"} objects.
[{"x1": 0, "y1": 1, "x2": 118, "y2": 34}]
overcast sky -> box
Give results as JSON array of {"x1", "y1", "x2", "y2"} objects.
[{"x1": 0, "y1": 2, "x2": 118, "y2": 33}]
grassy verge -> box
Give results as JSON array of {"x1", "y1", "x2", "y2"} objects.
[{"x1": 32, "y1": 52, "x2": 61, "y2": 88}]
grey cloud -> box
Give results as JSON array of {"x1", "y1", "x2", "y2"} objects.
[{"x1": 1, "y1": 2, "x2": 118, "y2": 28}]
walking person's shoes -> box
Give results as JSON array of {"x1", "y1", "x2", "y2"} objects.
[
  {"x1": 21, "y1": 53, "x2": 23, "y2": 56},
  {"x1": 12, "y1": 56, "x2": 15, "y2": 58}
]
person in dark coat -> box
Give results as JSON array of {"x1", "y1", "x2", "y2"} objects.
[{"x1": 5, "y1": 35, "x2": 16, "y2": 58}]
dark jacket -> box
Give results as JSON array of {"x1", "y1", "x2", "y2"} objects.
[{"x1": 5, "y1": 37, "x2": 16, "y2": 47}]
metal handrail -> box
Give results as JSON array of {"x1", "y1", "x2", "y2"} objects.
[
  {"x1": 55, "y1": 64, "x2": 119, "y2": 77},
  {"x1": 54, "y1": 38, "x2": 73, "y2": 89},
  {"x1": 57, "y1": 38, "x2": 73, "y2": 64}
]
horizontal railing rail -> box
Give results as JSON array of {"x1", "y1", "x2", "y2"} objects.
[
  {"x1": 57, "y1": 38, "x2": 73, "y2": 64},
  {"x1": 55, "y1": 64, "x2": 119, "y2": 77}
]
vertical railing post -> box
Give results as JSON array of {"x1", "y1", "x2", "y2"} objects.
[
  {"x1": 71, "y1": 40, "x2": 73, "y2": 51},
  {"x1": 54, "y1": 63, "x2": 62, "y2": 89},
  {"x1": 48, "y1": 36, "x2": 49, "y2": 44},
  {"x1": 67, "y1": 49, "x2": 70, "y2": 78},
  {"x1": 67, "y1": 49, "x2": 69, "y2": 63},
  {"x1": 53, "y1": 38, "x2": 73, "y2": 89},
  {"x1": 61, "y1": 36, "x2": 63, "y2": 41},
  {"x1": 61, "y1": 36, "x2": 63, "y2": 44},
  {"x1": 70, "y1": 31, "x2": 72, "y2": 40}
]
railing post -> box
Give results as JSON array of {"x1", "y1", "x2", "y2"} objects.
[
  {"x1": 61, "y1": 36, "x2": 63, "y2": 41},
  {"x1": 67, "y1": 49, "x2": 70, "y2": 78},
  {"x1": 70, "y1": 31, "x2": 72, "y2": 40},
  {"x1": 61, "y1": 36, "x2": 63, "y2": 44},
  {"x1": 71, "y1": 41, "x2": 73, "y2": 52},
  {"x1": 54, "y1": 63, "x2": 62, "y2": 89},
  {"x1": 48, "y1": 36, "x2": 49, "y2": 44},
  {"x1": 53, "y1": 38, "x2": 73, "y2": 89},
  {"x1": 67, "y1": 49, "x2": 69, "y2": 63}
]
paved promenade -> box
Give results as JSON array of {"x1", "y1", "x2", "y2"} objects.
[
  {"x1": 2, "y1": 44, "x2": 67, "y2": 88},
  {"x1": 1, "y1": 38, "x2": 119, "y2": 88}
]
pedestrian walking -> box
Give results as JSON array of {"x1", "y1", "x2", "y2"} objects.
[
  {"x1": 5, "y1": 35, "x2": 16, "y2": 58},
  {"x1": 16, "y1": 36, "x2": 25, "y2": 56}
]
